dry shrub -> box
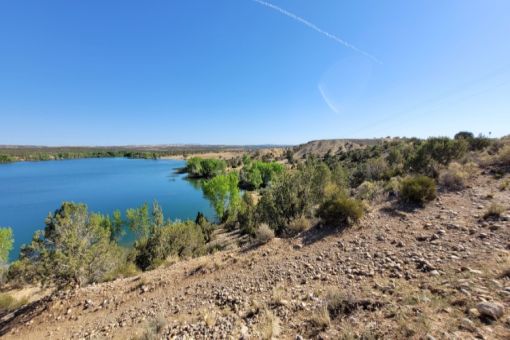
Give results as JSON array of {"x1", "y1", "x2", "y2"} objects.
[
  {"x1": 498, "y1": 145, "x2": 510, "y2": 166},
  {"x1": 439, "y1": 162, "x2": 467, "y2": 191},
  {"x1": 356, "y1": 181, "x2": 384, "y2": 201},
  {"x1": 499, "y1": 179, "x2": 510, "y2": 191},
  {"x1": 439, "y1": 161, "x2": 478, "y2": 191},
  {"x1": 0, "y1": 293, "x2": 28, "y2": 313},
  {"x1": 484, "y1": 203, "x2": 505, "y2": 220},
  {"x1": 255, "y1": 223, "x2": 274, "y2": 244},
  {"x1": 308, "y1": 306, "x2": 331, "y2": 332},
  {"x1": 257, "y1": 309, "x2": 280, "y2": 339},
  {"x1": 287, "y1": 216, "x2": 312, "y2": 235}
]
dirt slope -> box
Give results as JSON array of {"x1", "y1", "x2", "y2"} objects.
[{"x1": 1, "y1": 174, "x2": 509, "y2": 339}]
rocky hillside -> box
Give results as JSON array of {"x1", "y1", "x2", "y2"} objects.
[
  {"x1": 292, "y1": 139, "x2": 383, "y2": 160},
  {"x1": 1, "y1": 172, "x2": 509, "y2": 339}
]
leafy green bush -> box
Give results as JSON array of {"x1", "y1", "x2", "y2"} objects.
[
  {"x1": 317, "y1": 196, "x2": 364, "y2": 227},
  {"x1": 399, "y1": 175, "x2": 436, "y2": 205},
  {"x1": 186, "y1": 158, "x2": 227, "y2": 178},
  {"x1": 202, "y1": 172, "x2": 241, "y2": 222},
  {"x1": 10, "y1": 202, "x2": 122, "y2": 287},
  {"x1": 240, "y1": 160, "x2": 284, "y2": 190}
]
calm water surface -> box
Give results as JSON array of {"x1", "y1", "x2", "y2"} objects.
[{"x1": 0, "y1": 158, "x2": 215, "y2": 260}]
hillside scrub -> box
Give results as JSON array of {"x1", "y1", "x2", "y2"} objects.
[
  {"x1": 439, "y1": 162, "x2": 469, "y2": 191},
  {"x1": 135, "y1": 221, "x2": 206, "y2": 270},
  {"x1": 399, "y1": 175, "x2": 437, "y2": 205},
  {"x1": 409, "y1": 137, "x2": 468, "y2": 176},
  {"x1": 318, "y1": 196, "x2": 364, "y2": 227},
  {"x1": 256, "y1": 161, "x2": 332, "y2": 235}
]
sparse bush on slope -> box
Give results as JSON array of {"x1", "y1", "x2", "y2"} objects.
[
  {"x1": 439, "y1": 162, "x2": 469, "y2": 191},
  {"x1": 318, "y1": 196, "x2": 364, "y2": 227},
  {"x1": 255, "y1": 223, "x2": 274, "y2": 245},
  {"x1": 399, "y1": 175, "x2": 436, "y2": 205}
]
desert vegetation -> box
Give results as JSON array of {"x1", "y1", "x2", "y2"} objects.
[{"x1": 1, "y1": 133, "x2": 509, "y2": 339}]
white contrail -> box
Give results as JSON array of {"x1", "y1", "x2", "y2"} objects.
[
  {"x1": 318, "y1": 84, "x2": 340, "y2": 114},
  {"x1": 251, "y1": 0, "x2": 381, "y2": 64}
]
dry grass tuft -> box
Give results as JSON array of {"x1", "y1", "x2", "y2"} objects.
[
  {"x1": 483, "y1": 203, "x2": 505, "y2": 220},
  {"x1": 255, "y1": 223, "x2": 275, "y2": 245},
  {"x1": 256, "y1": 308, "x2": 280, "y2": 340},
  {"x1": 0, "y1": 293, "x2": 29, "y2": 313}
]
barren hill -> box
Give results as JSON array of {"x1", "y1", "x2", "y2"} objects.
[
  {"x1": 292, "y1": 139, "x2": 384, "y2": 160},
  {"x1": 1, "y1": 171, "x2": 509, "y2": 339}
]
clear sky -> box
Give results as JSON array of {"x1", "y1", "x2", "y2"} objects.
[{"x1": 1, "y1": 0, "x2": 509, "y2": 145}]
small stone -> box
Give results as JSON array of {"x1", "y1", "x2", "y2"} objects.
[{"x1": 476, "y1": 302, "x2": 504, "y2": 320}]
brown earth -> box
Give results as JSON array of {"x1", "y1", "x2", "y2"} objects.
[{"x1": 1, "y1": 173, "x2": 509, "y2": 339}]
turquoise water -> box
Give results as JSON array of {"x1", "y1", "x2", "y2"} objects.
[{"x1": 0, "y1": 158, "x2": 215, "y2": 261}]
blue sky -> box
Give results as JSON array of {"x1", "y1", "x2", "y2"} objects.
[{"x1": 1, "y1": 0, "x2": 509, "y2": 145}]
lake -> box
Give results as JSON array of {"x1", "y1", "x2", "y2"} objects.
[{"x1": 0, "y1": 158, "x2": 215, "y2": 261}]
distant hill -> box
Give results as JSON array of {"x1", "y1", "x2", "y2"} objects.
[{"x1": 292, "y1": 138, "x2": 384, "y2": 159}]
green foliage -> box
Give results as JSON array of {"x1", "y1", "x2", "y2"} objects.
[
  {"x1": 399, "y1": 175, "x2": 437, "y2": 205},
  {"x1": 410, "y1": 137, "x2": 468, "y2": 176},
  {"x1": 0, "y1": 155, "x2": 15, "y2": 163},
  {"x1": 257, "y1": 161, "x2": 331, "y2": 235},
  {"x1": 10, "y1": 202, "x2": 122, "y2": 287},
  {"x1": 240, "y1": 160, "x2": 284, "y2": 190},
  {"x1": 126, "y1": 203, "x2": 152, "y2": 239},
  {"x1": 455, "y1": 131, "x2": 491, "y2": 151},
  {"x1": 202, "y1": 172, "x2": 241, "y2": 221},
  {"x1": 135, "y1": 221, "x2": 206, "y2": 270},
  {"x1": 236, "y1": 193, "x2": 258, "y2": 235},
  {"x1": 186, "y1": 158, "x2": 227, "y2": 178},
  {"x1": 0, "y1": 227, "x2": 13, "y2": 263},
  {"x1": 195, "y1": 212, "x2": 214, "y2": 242},
  {"x1": 317, "y1": 196, "x2": 364, "y2": 227},
  {"x1": 454, "y1": 131, "x2": 475, "y2": 140}
]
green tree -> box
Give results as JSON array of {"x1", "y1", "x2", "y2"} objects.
[
  {"x1": 126, "y1": 203, "x2": 151, "y2": 239},
  {"x1": 11, "y1": 202, "x2": 121, "y2": 287},
  {"x1": 203, "y1": 172, "x2": 241, "y2": 221}
]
